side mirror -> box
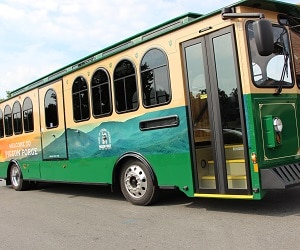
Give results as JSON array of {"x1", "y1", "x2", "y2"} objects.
[{"x1": 253, "y1": 19, "x2": 274, "y2": 56}]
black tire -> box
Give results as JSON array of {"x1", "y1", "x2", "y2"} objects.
[
  {"x1": 28, "y1": 181, "x2": 39, "y2": 189},
  {"x1": 120, "y1": 159, "x2": 159, "y2": 206},
  {"x1": 10, "y1": 164, "x2": 28, "y2": 191}
]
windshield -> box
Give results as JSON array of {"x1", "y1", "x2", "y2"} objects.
[
  {"x1": 247, "y1": 22, "x2": 293, "y2": 88},
  {"x1": 290, "y1": 30, "x2": 300, "y2": 86}
]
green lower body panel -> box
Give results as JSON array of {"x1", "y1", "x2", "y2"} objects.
[
  {"x1": 244, "y1": 93, "x2": 300, "y2": 196},
  {"x1": 0, "y1": 107, "x2": 195, "y2": 197}
]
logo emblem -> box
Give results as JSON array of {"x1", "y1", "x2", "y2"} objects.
[{"x1": 98, "y1": 129, "x2": 112, "y2": 150}]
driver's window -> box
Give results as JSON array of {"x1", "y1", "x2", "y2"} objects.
[
  {"x1": 267, "y1": 55, "x2": 292, "y2": 82},
  {"x1": 290, "y1": 30, "x2": 300, "y2": 86},
  {"x1": 247, "y1": 22, "x2": 293, "y2": 87},
  {"x1": 252, "y1": 62, "x2": 263, "y2": 82}
]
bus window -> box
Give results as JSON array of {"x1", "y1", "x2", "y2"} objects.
[
  {"x1": 114, "y1": 59, "x2": 138, "y2": 113},
  {"x1": 140, "y1": 48, "x2": 171, "y2": 107},
  {"x1": 72, "y1": 76, "x2": 90, "y2": 122},
  {"x1": 23, "y1": 97, "x2": 34, "y2": 132},
  {"x1": 247, "y1": 22, "x2": 293, "y2": 88},
  {"x1": 290, "y1": 30, "x2": 300, "y2": 86},
  {"x1": 45, "y1": 89, "x2": 59, "y2": 128},
  {"x1": 91, "y1": 68, "x2": 112, "y2": 117},
  {"x1": 0, "y1": 109, "x2": 4, "y2": 138},
  {"x1": 4, "y1": 105, "x2": 13, "y2": 136},
  {"x1": 12, "y1": 101, "x2": 23, "y2": 135}
]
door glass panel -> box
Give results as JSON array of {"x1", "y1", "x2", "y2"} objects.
[
  {"x1": 212, "y1": 33, "x2": 247, "y2": 190},
  {"x1": 45, "y1": 89, "x2": 58, "y2": 128},
  {"x1": 185, "y1": 42, "x2": 216, "y2": 189}
]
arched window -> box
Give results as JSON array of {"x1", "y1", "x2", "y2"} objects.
[
  {"x1": 113, "y1": 59, "x2": 138, "y2": 113},
  {"x1": 72, "y1": 76, "x2": 90, "y2": 122},
  {"x1": 45, "y1": 89, "x2": 58, "y2": 128},
  {"x1": 12, "y1": 101, "x2": 23, "y2": 134},
  {"x1": 140, "y1": 48, "x2": 171, "y2": 107},
  {"x1": 4, "y1": 105, "x2": 13, "y2": 136},
  {"x1": 0, "y1": 109, "x2": 4, "y2": 138},
  {"x1": 23, "y1": 97, "x2": 34, "y2": 132},
  {"x1": 91, "y1": 69, "x2": 112, "y2": 117}
]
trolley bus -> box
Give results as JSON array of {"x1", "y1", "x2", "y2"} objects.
[{"x1": 1, "y1": 0, "x2": 300, "y2": 205}]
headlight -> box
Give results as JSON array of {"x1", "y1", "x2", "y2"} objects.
[{"x1": 273, "y1": 117, "x2": 283, "y2": 132}]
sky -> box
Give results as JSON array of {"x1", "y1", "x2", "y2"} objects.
[{"x1": 0, "y1": 0, "x2": 299, "y2": 99}]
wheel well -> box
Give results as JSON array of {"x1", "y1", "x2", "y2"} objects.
[
  {"x1": 112, "y1": 153, "x2": 157, "y2": 192},
  {"x1": 6, "y1": 161, "x2": 14, "y2": 185}
]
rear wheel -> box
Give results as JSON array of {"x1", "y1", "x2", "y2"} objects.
[
  {"x1": 120, "y1": 160, "x2": 158, "y2": 206},
  {"x1": 10, "y1": 164, "x2": 28, "y2": 191}
]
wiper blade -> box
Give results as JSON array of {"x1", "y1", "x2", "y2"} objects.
[
  {"x1": 274, "y1": 54, "x2": 289, "y2": 95},
  {"x1": 274, "y1": 36, "x2": 289, "y2": 95}
]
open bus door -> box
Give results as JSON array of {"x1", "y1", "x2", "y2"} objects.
[
  {"x1": 182, "y1": 26, "x2": 251, "y2": 195},
  {"x1": 39, "y1": 80, "x2": 68, "y2": 161}
]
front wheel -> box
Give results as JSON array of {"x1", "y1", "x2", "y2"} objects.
[
  {"x1": 10, "y1": 164, "x2": 28, "y2": 191},
  {"x1": 120, "y1": 160, "x2": 159, "y2": 206}
]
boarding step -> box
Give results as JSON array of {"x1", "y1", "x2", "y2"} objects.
[
  {"x1": 201, "y1": 175, "x2": 247, "y2": 189},
  {"x1": 207, "y1": 159, "x2": 246, "y2": 175},
  {"x1": 224, "y1": 144, "x2": 245, "y2": 160},
  {"x1": 196, "y1": 144, "x2": 245, "y2": 161}
]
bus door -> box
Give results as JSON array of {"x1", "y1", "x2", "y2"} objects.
[
  {"x1": 182, "y1": 26, "x2": 250, "y2": 195},
  {"x1": 39, "y1": 80, "x2": 68, "y2": 161}
]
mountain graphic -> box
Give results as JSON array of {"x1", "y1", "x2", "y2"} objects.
[{"x1": 42, "y1": 107, "x2": 190, "y2": 159}]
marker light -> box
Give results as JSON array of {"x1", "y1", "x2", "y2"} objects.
[
  {"x1": 273, "y1": 117, "x2": 283, "y2": 133},
  {"x1": 251, "y1": 152, "x2": 257, "y2": 163}
]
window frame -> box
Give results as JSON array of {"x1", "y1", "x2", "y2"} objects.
[
  {"x1": 140, "y1": 48, "x2": 171, "y2": 108},
  {"x1": 44, "y1": 88, "x2": 59, "y2": 129},
  {"x1": 72, "y1": 76, "x2": 90, "y2": 122},
  {"x1": 12, "y1": 100, "x2": 23, "y2": 135},
  {"x1": 0, "y1": 109, "x2": 4, "y2": 138},
  {"x1": 113, "y1": 59, "x2": 139, "y2": 114},
  {"x1": 23, "y1": 97, "x2": 34, "y2": 133},
  {"x1": 4, "y1": 105, "x2": 13, "y2": 137},
  {"x1": 90, "y1": 68, "x2": 112, "y2": 118},
  {"x1": 246, "y1": 21, "x2": 294, "y2": 89}
]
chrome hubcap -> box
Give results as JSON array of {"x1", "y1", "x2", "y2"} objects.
[
  {"x1": 11, "y1": 166, "x2": 20, "y2": 187},
  {"x1": 124, "y1": 165, "x2": 147, "y2": 198}
]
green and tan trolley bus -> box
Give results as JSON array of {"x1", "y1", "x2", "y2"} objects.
[{"x1": 1, "y1": 0, "x2": 300, "y2": 205}]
